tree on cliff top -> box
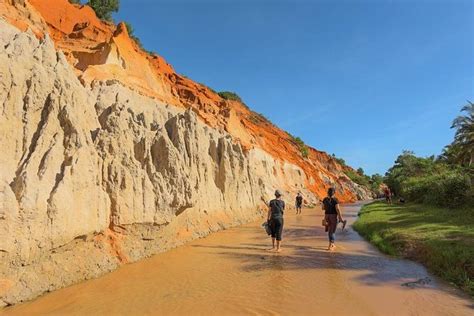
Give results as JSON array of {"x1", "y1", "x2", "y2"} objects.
[{"x1": 87, "y1": 0, "x2": 119, "y2": 21}]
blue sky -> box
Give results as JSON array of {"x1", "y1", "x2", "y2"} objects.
[{"x1": 113, "y1": 0, "x2": 473, "y2": 175}]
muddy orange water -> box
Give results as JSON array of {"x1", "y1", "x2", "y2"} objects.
[{"x1": 3, "y1": 202, "x2": 473, "y2": 315}]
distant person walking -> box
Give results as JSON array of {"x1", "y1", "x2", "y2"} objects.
[
  {"x1": 384, "y1": 187, "x2": 392, "y2": 204},
  {"x1": 267, "y1": 190, "x2": 285, "y2": 252},
  {"x1": 295, "y1": 192, "x2": 303, "y2": 214},
  {"x1": 322, "y1": 188, "x2": 344, "y2": 251}
]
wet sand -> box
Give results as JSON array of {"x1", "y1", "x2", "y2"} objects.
[{"x1": 3, "y1": 202, "x2": 473, "y2": 315}]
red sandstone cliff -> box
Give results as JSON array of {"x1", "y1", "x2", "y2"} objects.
[
  {"x1": 0, "y1": 0, "x2": 375, "y2": 306},
  {"x1": 1, "y1": 0, "x2": 371, "y2": 202}
]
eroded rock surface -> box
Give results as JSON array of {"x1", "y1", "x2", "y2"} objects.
[
  {"x1": 0, "y1": 0, "x2": 373, "y2": 307},
  {"x1": 0, "y1": 20, "x2": 324, "y2": 305},
  {"x1": 2, "y1": 0, "x2": 373, "y2": 202}
]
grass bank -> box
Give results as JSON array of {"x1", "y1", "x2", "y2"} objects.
[{"x1": 353, "y1": 201, "x2": 474, "y2": 297}]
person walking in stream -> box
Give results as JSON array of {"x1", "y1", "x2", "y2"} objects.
[
  {"x1": 322, "y1": 187, "x2": 345, "y2": 251},
  {"x1": 267, "y1": 190, "x2": 285, "y2": 252},
  {"x1": 295, "y1": 192, "x2": 303, "y2": 214},
  {"x1": 384, "y1": 186, "x2": 392, "y2": 204}
]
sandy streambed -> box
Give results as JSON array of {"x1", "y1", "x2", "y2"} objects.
[{"x1": 2, "y1": 202, "x2": 472, "y2": 315}]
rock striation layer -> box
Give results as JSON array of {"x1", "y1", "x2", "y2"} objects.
[
  {"x1": 0, "y1": 0, "x2": 372, "y2": 306},
  {"x1": 2, "y1": 0, "x2": 372, "y2": 201},
  {"x1": 0, "y1": 19, "x2": 323, "y2": 306}
]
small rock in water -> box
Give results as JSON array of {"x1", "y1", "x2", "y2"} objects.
[{"x1": 401, "y1": 277, "x2": 431, "y2": 288}]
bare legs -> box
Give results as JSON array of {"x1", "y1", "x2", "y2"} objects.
[
  {"x1": 267, "y1": 238, "x2": 282, "y2": 252},
  {"x1": 267, "y1": 218, "x2": 283, "y2": 252},
  {"x1": 327, "y1": 230, "x2": 336, "y2": 251},
  {"x1": 326, "y1": 214, "x2": 337, "y2": 251},
  {"x1": 267, "y1": 238, "x2": 275, "y2": 251}
]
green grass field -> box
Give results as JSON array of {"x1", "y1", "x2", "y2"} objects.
[{"x1": 353, "y1": 201, "x2": 474, "y2": 297}]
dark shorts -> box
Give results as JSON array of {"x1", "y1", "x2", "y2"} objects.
[
  {"x1": 270, "y1": 217, "x2": 284, "y2": 241},
  {"x1": 296, "y1": 202, "x2": 302, "y2": 208}
]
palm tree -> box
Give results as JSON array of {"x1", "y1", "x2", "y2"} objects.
[
  {"x1": 439, "y1": 143, "x2": 459, "y2": 164},
  {"x1": 451, "y1": 101, "x2": 474, "y2": 167}
]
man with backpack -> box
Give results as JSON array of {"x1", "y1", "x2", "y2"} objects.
[{"x1": 267, "y1": 190, "x2": 285, "y2": 252}]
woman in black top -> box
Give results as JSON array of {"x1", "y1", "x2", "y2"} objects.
[
  {"x1": 322, "y1": 187, "x2": 345, "y2": 251},
  {"x1": 267, "y1": 190, "x2": 285, "y2": 252}
]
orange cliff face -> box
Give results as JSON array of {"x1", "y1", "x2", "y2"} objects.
[{"x1": 1, "y1": 0, "x2": 368, "y2": 202}]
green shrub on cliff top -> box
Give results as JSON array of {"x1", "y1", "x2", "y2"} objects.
[
  {"x1": 331, "y1": 153, "x2": 346, "y2": 166},
  {"x1": 218, "y1": 91, "x2": 242, "y2": 103},
  {"x1": 346, "y1": 169, "x2": 371, "y2": 187},
  {"x1": 288, "y1": 134, "x2": 309, "y2": 158},
  {"x1": 88, "y1": 0, "x2": 119, "y2": 21},
  {"x1": 124, "y1": 21, "x2": 144, "y2": 49}
]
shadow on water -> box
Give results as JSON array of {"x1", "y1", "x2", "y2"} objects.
[
  {"x1": 191, "y1": 204, "x2": 474, "y2": 305},
  {"x1": 211, "y1": 244, "x2": 396, "y2": 285},
  {"x1": 220, "y1": 247, "x2": 463, "y2": 292},
  {"x1": 193, "y1": 224, "x2": 465, "y2": 293},
  {"x1": 192, "y1": 244, "x2": 263, "y2": 251}
]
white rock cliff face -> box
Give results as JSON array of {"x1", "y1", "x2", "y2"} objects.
[{"x1": 0, "y1": 21, "x2": 320, "y2": 305}]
